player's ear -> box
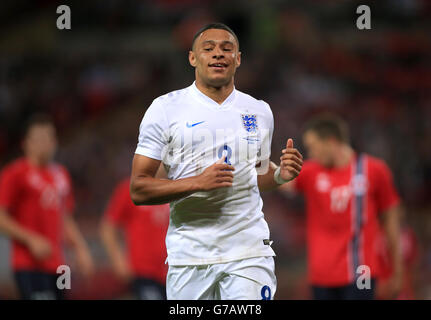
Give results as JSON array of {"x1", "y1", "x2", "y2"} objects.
[
  {"x1": 189, "y1": 50, "x2": 197, "y2": 67},
  {"x1": 236, "y1": 51, "x2": 241, "y2": 68}
]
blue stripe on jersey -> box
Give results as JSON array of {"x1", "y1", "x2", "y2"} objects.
[{"x1": 351, "y1": 154, "x2": 365, "y2": 280}]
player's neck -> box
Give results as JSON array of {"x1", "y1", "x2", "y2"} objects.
[
  {"x1": 333, "y1": 145, "x2": 354, "y2": 168},
  {"x1": 195, "y1": 78, "x2": 234, "y2": 104},
  {"x1": 26, "y1": 154, "x2": 49, "y2": 167}
]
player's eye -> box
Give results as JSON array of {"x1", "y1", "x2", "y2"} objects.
[
  {"x1": 203, "y1": 47, "x2": 212, "y2": 51},
  {"x1": 223, "y1": 47, "x2": 233, "y2": 51}
]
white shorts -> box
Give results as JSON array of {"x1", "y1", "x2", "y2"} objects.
[{"x1": 166, "y1": 256, "x2": 276, "y2": 300}]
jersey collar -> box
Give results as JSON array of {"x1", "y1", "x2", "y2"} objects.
[{"x1": 190, "y1": 81, "x2": 236, "y2": 110}]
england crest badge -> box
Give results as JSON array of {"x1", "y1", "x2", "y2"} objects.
[{"x1": 241, "y1": 114, "x2": 258, "y2": 133}]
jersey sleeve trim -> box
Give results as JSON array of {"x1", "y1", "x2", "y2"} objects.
[{"x1": 135, "y1": 147, "x2": 163, "y2": 161}]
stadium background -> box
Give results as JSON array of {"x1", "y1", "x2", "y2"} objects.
[{"x1": 0, "y1": 0, "x2": 430, "y2": 299}]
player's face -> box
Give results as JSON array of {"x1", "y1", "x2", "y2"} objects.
[
  {"x1": 303, "y1": 131, "x2": 334, "y2": 167},
  {"x1": 189, "y1": 29, "x2": 241, "y2": 88},
  {"x1": 24, "y1": 124, "x2": 57, "y2": 163}
]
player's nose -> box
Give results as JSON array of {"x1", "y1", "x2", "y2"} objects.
[
  {"x1": 212, "y1": 46, "x2": 224, "y2": 58},
  {"x1": 212, "y1": 54, "x2": 224, "y2": 59}
]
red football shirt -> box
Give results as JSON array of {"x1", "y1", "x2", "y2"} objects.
[
  {"x1": 292, "y1": 153, "x2": 400, "y2": 286},
  {"x1": 104, "y1": 179, "x2": 169, "y2": 284},
  {"x1": 0, "y1": 158, "x2": 75, "y2": 273}
]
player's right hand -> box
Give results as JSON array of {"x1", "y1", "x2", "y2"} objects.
[
  {"x1": 196, "y1": 154, "x2": 235, "y2": 191},
  {"x1": 27, "y1": 234, "x2": 52, "y2": 261}
]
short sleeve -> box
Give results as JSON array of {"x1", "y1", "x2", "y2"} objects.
[
  {"x1": 104, "y1": 181, "x2": 131, "y2": 226},
  {"x1": 373, "y1": 160, "x2": 400, "y2": 214},
  {"x1": 0, "y1": 165, "x2": 21, "y2": 212},
  {"x1": 257, "y1": 101, "x2": 274, "y2": 162},
  {"x1": 135, "y1": 99, "x2": 170, "y2": 161}
]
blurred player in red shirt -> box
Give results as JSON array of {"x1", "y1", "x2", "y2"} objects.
[
  {"x1": 0, "y1": 114, "x2": 94, "y2": 300},
  {"x1": 100, "y1": 174, "x2": 169, "y2": 300},
  {"x1": 281, "y1": 113, "x2": 403, "y2": 299}
]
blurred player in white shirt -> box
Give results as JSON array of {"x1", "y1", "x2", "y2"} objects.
[{"x1": 130, "y1": 23, "x2": 303, "y2": 300}]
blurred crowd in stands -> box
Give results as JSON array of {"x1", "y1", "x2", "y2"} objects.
[{"x1": 0, "y1": 0, "x2": 430, "y2": 298}]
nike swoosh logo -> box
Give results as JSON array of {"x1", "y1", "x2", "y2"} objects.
[{"x1": 186, "y1": 121, "x2": 205, "y2": 128}]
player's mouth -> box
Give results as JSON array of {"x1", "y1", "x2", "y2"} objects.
[{"x1": 209, "y1": 62, "x2": 228, "y2": 71}]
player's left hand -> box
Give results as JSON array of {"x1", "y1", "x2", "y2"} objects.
[{"x1": 280, "y1": 138, "x2": 303, "y2": 181}]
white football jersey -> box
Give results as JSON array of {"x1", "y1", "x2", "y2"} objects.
[{"x1": 135, "y1": 82, "x2": 276, "y2": 265}]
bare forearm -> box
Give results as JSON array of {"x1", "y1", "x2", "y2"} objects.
[
  {"x1": 257, "y1": 161, "x2": 279, "y2": 192},
  {"x1": 100, "y1": 221, "x2": 127, "y2": 265},
  {"x1": 130, "y1": 176, "x2": 202, "y2": 205},
  {"x1": 0, "y1": 209, "x2": 33, "y2": 246},
  {"x1": 383, "y1": 206, "x2": 403, "y2": 275},
  {"x1": 64, "y1": 215, "x2": 90, "y2": 251},
  {"x1": 130, "y1": 154, "x2": 234, "y2": 205}
]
